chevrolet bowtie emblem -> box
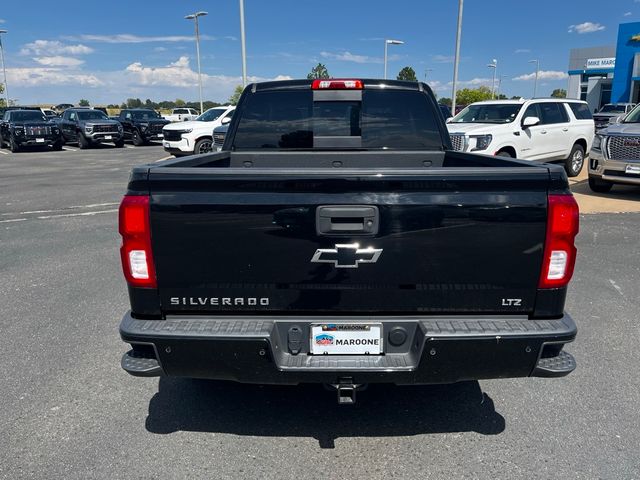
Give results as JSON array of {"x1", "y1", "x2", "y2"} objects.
[{"x1": 311, "y1": 243, "x2": 383, "y2": 268}]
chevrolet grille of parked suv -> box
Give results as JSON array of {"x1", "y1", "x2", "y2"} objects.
[
  {"x1": 119, "y1": 109, "x2": 170, "y2": 146},
  {"x1": 0, "y1": 109, "x2": 63, "y2": 152},
  {"x1": 59, "y1": 108, "x2": 124, "y2": 149},
  {"x1": 589, "y1": 103, "x2": 640, "y2": 192},
  {"x1": 447, "y1": 99, "x2": 595, "y2": 177}
]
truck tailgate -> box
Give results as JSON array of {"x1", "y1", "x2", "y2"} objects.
[{"x1": 148, "y1": 167, "x2": 549, "y2": 315}]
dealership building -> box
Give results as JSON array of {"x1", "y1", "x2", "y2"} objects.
[{"x1": 568, "y1": 22, "x2": 640, "y2": 112}]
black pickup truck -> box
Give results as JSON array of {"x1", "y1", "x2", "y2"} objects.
[
  {"x1": 0, "y1": 108, "x2": 63, "y2": 152},
  {"x1": 118, "y1": 79, "x2": 579, "y2": 403},
  {"x1": 118, "y1": 109, "x2": 169, "y2": 146}
]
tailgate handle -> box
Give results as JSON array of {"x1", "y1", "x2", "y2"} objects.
[{"x1": 316, "y1": 205, "x2": 379, "y2": 235}]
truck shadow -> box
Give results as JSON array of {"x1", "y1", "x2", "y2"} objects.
[{"x1": 145, "y1": 379, "x2": 505, "y2": 448}]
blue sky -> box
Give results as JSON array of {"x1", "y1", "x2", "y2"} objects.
[{"x1": 0, "y1": 0, "x2": 637, "y2": 105}]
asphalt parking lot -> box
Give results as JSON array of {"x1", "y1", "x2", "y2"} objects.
[{"x1": 1, "y1": 146, "x2": 639, "y2": 479}]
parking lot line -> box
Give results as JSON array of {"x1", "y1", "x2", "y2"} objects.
[
  {"x1": 62, "y1": 146, "x2": 78, "y2": 152},
  {"x1": 155, "y1": 155, "x2": 174, "y2": 162},
  {"x1": 0, "y1": 150, "x2": 8, "y2": 155}
]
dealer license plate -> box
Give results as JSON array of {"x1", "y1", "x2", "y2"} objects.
[
  {"x1": 310, "y1": 323, "x2": 382, "y2": 355},
  {"x1": 626, "y1": 164, "x2": 640, "y2": 175},
  {"x1": 36, "y1": 138, "x2": 45, "y2": 143},
  {"x1": 104, "y1": 135, "x2": 112, "y2": 140}
]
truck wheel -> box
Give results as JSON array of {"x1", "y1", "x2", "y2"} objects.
[
  {"x1": 132, "y1": 130, "x2": 145, "y2": 146},
  {"x1": 588, "y1": 175, "x2": 613, "y2": 193},
  {"x1": 194, "y1": 138, "x2": 213, "y2": 154},
  {"x1": 564, "y1": 144, "x2": 585, "y2": 177},
  {"x1": 496, "y1": 150, "x2": 514, "y2": 158},
  {"x1": 77, "y1": 132, "x2": 90, "y2": 149},
  {"x1": 0, "y1": 133, "x2": 4, "y2": 148},
  {"x1": 10, "y1": 137, "x2": 20, "y2": 153},
  {"x1": 52, "y1": 141, "x2": 63, "y2": 151},
  {"x1": 114, "y1": 139, "x2": 125, "y2": 148}
]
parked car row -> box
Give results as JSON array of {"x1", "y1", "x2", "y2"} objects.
[{"x1": 0, "y1": 106, "x2": 171, "y2": 151}]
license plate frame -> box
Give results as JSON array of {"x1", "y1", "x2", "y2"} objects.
[
  {"x1": 625, "y1": 164, "x2": 640, "y2": 175},
  {"x1": 310, "y1": 323, "x2": 383, "y2": 355},
  {"x1": 35, "y1": 138, "x2": 45, "y2": 143},
  {"x1": 104, "y1": 135, "x2": 112, "y2": 140}
]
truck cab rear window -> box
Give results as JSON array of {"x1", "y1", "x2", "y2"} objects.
[{"x1": 232, "y1": 89, "x2": 442, "y2": 150}]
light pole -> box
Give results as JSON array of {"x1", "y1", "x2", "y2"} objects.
[
  {"x1": 451, "y1": 0, "x2": 463, "y2": 114},
  {"x1": 185, "y1": 11, "x2": 208, "y2": 114},
  {"x1": 424, "y1": 68, "x2": 433, "y2": 82},
  {"x1": 384, "y1": 39, "x2": 404, "y2": 79},
  {"x1": 488, "y1": 59, "x2": 497, "y2": 99},
  {"x1": 529, "y1": 59, "x2": 540, "y2": 98},
  {"x1": 239, "y1": 0, "x2": 247, "y2": 86},
  {"x1": 497, "y1": 74, "x2": 507, "y2": 98},
  {"x1": 0, "y1": 30, "x2": 9, "y2": 107}
]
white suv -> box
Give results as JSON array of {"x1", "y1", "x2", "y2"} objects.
[
  {"x1": 447, "y1": 99, "x2": 595, "y2": 176},
  {"x1": 162, "y1": 106, "x2": 235, "y2": 156}
]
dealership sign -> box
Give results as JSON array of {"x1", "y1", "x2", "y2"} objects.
[{"x1": 586, "y1": 57, "x2": 616, "y2": 69}]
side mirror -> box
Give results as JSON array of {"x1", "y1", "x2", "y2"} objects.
[
  {"x1": 221, "y1": 116, "x2": 231, "y2": 125},
  {"x1": 522, "y1": 116, "x2": 541, "y2": 128},
  {"x1": 613, "y1": 115, "x2": 624, "y2": 124}
]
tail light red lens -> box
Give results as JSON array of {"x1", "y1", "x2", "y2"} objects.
[
  {"x1": 538, "y1": 194, "x2": 579, "y2": 289},
  {"x1": 311, "y1": 79, "x2": 364, "y2": 90},
  {"x1": 119, "y1": 195, "x2": 157, "y2": 288}
]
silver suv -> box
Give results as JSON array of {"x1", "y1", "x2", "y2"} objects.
[
  {"x1": 589, "y1": 104, "x2": 640, "y2": 192},
  {"x1": 593, "y1": 103, "x2": 635, "y2": 131}
]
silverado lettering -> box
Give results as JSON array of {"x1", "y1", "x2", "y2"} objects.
[{"x1": 169, "y1": 297, "x2": 269, "y2": 306}]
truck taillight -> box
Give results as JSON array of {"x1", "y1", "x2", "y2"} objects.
[
  {"x1": 539, "y1": 195, "x2": 579, "y2": 289},
  {"x1": 311, "y1": 79, "x2": 363, "y2": 90},
  {"x1": 119, "y1": 195, "x2": 157, "y2": 288}
]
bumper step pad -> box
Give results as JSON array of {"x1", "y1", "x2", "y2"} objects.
[
  {"x1": 532, "y1": 350, "x2": 576, "y2": 378},
  {"x1": 121, "y1": 349, "x2": 163, "y2": 377}
]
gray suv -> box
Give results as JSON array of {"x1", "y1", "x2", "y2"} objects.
[
  {"x1": 593, "y1": 103, "x2": 635, "y2": 131},
  {"x1": 589, "y1": 103, "x2": 640, "y2": 192},
  {"x1": 59, "y1": 108, "x2": 124, "y2": 149}
]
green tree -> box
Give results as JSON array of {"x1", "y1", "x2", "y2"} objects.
[
  {"x1": 455, "y1": 86, "x2": 493, "y2": 105},
  {"x1": 78, "y1": 99, "x2": 90, "y2": 106},
  {"x1": 551, "y1": 88, "x2": 567, "y2": 98},
  {"x1": 307, "y1": 63, "x2": 330, "y2": 80},
  {"x1": 174, "y1": 98, "x2": 186, "y2": 107},
  {"x1": 126, "y1": 98, "x2": 143, "y2": 108},
  {"x1": 0, "y1": 83, "x2": 4, "y2": 107},
  {"x1": 439, "y1": 97, "x2": 452, "y2": 107},
  {"x1": 228, "y1": 85, "x2": 244, "y2": 106},
  {"x1": 397, "y1": 66, "x2": 418, "y2": 82}
]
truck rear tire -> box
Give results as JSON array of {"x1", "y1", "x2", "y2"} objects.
[
  {"x1": 588, "y1": 175, "x2": 613, "y2": 193},
  {"x1": 10, "y1": 137, "x2": 20, "y2": 153},
  {"x1": 564, "y1": 144, "x2": 585, "y2": 177},
  {"x1": 114, "y1": 139, "x2": 125, "y2": 148}
]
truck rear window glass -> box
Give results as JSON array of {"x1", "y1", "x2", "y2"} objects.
[
  {"x1": 232, "y1": 89, "x2": 442, "y2": 150},
  {"x1": 568, "y1": 103, "x2": 593, "y2": 120}
]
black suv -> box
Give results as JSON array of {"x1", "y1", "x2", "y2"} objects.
[
  {"x1": 0, "y1": 108, "x2": 63, "y2": 152},
  {"x1": 118, "y1": 109, "x2": 169, "y2": 146},
  {"x1": 59, "y1": 108, "x2": 124, "y2": 149}
]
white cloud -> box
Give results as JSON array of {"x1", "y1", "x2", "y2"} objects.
[
  {"x1": 459, "y1": 77, "x2": 493, "y2": 86},
  {"x1": 624, "y1": 12, "x2": 632, "y2": 16},
  {"x1": 515, "y1": 49, "x2": 531, "y2": 54},
  {"x1": 20, "y1": 40, "x2": 93, "y2": 56},
  {"x1": 513, "y1": 70, "x2": 569, "y2": 81},
  {"x1": 0, "y1": 19, "x2": 5, "y2": 24},
  {"x1": 153, "y1": 47, "x2": 168, "y2": 52},
  {"x1": 320, "y1": 51, "x2": 383, "y2": 64},
  {"x1": 432, "y1": 54, "x2": 455, "y2": 63},
  {"x1": 6, "y1": 67, "x2": 103, "y2": 87},
  {"x1": 69, "y1": 34, "x2": 215, "y2": 43},
  {"x1": 33, "y1": 56, "x2": 85, "y2": 67},
  {"x1": 568, "y1": 22, "x2": 605, "y2": 34}
]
